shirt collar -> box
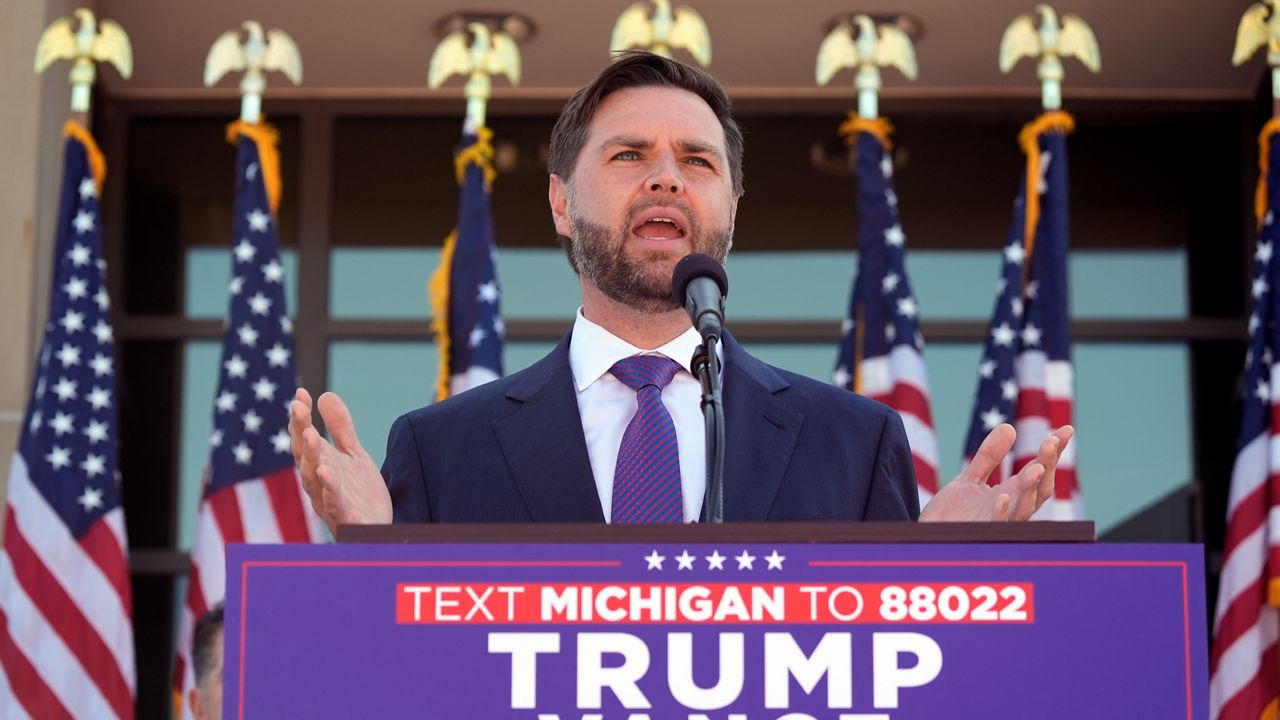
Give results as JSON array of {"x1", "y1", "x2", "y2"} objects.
[{"x1": 569, "y1": 309, "x2": 706, "y2": 392}]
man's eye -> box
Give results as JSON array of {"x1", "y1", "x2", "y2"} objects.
[
  {"x1": 613, "y1": 150, "x2": 640, "y2": 161},
  {"x1": 687, "y1": 157, "x2": 713, "y2": 168}
]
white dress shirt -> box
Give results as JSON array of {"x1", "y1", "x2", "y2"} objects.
[{"x1": 568, "y1": 310, "x2": 720, "y2": 523}]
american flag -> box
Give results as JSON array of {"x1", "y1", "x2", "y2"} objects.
[
  {"x1": 0, "y1": 121, "x2": 135, "y2": 718},
  {"x1": 833, "y1": 118, "x2": 938, "y2": 506},
  {"x1": 962, "y1": 111, "x2": 1082, "y2": 520},
  {"x1": 430, "y1": 128, "x2": 504, "y2": 400},
  {"x1": 1210, "y1": 117, "x2": 1280, "y2": 720},
  {"x1": 172, "y1": 121, "x2": 324, "y2": 718}
]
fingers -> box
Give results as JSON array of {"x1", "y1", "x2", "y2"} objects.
[
  {"x1": 957, "y1": 424, "x2": 1016, "y2": 485},
  {"x1": 317, "y1": 391, "x2": 364, "y2": 457},
  {"x1": 289, "y1": 388, "x2": 313, "y2": 469}
]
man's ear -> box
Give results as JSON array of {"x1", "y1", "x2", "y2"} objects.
[
  {"x1": 548, "y1": 174, "x2": 573, "y2": 238},
  {"x1": 188, "y1": 688, "x2": 205, "y2": 720}
]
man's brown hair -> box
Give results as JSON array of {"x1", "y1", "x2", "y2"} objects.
[{"x1": 548, "y1": 51, "x2": 745, "y2": 198}]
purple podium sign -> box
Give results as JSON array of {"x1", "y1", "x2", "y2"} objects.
[{"x1": 225, "y1": 541, "x2": 1206, "y2": 719}]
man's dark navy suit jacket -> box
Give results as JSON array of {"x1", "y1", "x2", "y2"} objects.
[{"x1": 381, "y1": 332, "x2": 921, "y2": 523}]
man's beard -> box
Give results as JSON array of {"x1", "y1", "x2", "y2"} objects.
[{"x1": 567, "y1": 200, "x2": 733, "y2": 314}]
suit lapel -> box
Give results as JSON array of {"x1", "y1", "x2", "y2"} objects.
[
  {"x1": 491, "y1": 334, "x2": 606, "y2": 522},
  {"x1": 721, "y1": 334, "x2": 803, "y2": 522}
]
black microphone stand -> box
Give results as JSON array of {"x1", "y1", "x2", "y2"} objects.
[{"x1": 691, "y1": 336, "x2": 725, "y2": 524}]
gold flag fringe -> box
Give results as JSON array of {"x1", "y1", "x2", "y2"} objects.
[
  {"x1": 64, "y1": 120, "x2": 106, "y2": 194},
  {"x1": 225, "y1": 119, "x2": 283, "y2": 216},
  {"x1": 1017, "y1": 111, "x2": 1074, "y2": 273}
]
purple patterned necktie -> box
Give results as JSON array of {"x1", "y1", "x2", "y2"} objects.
[{"x1": 610, "y1": 354, "x2": 684, "y2": 524}]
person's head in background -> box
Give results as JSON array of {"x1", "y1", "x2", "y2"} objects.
[{"x1": 189, "y1": 602, "x2": 224, "y2": 720}]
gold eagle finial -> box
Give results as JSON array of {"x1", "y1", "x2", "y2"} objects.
[
  {"x1": 611, "y1": 0, "x2": 712, "y2": 67},
  {"x1": 1234, "y1": 1, "x2": 1280, "y2": 103},
  {"x1": 428, "y1": 22, "x2": 522, "y2": 132},
  {"x1": 999, "y1": 4, "x2": 1100, "y2": 110},
  {"x1": 34, "y1": 8, "x2": 133, "y2": 114},
  {"x1": 204, "y1": 21, "x2": 303, "y2": 124},
  {"x1": 816, "y1": 15, "x2": 917, "y2": 119}
]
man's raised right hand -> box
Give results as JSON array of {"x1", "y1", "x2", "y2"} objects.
[{"x1": 289, "y1": 388, "x2": 393, "y2": 534}]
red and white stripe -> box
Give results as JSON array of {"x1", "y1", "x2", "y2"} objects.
[
  {"x1": 860, "y1": 344, "x2": 940, "y2": 508},
  {"x1": 0, "y1": 453, "x2": 135, "y2": 719},
  {"x1": 1011, "y1": 351, "x2": 1082, "y2": 520},
  {"x1": 172, "y1": 467, "x2": 325, "y2": 719},
  {"x1": 1210, "y1": 414, "x2": 1280, "y2": 720}
]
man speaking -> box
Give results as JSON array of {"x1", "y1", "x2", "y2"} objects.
[{"x1": 288, "y1": 52, "x2": 1072, "y2": 530}]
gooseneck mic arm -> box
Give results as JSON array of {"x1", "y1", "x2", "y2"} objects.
[{"x1": 672, "y1": 254, "x2": 728, "y2": 524}]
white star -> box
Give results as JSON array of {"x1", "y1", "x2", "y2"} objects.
[
  {"x1": 280, "y1": 316, "x2": 293, "y2": 334},
  {"x1": 765, "y1": 550, "x2": 786, "y2": 570},
  {"x1": 996, "y1": 277, "x2": 1008, "y2": 294},
  {"x1": 1255, "y1": 277, "x2": 1270, "y2": 299},
  {"x1": 28, "y1": 410, "x2": 41, "y2": 434},
  {"x1": 230, "y1": 276, "x2": 245, "y2": 295},
  {"x1": 56, "y1": 343, "x2": 81, "y2": 368},
  {"x1": 50, "y1": 411, "x2": 75, "y2": 436},
  {"x1": 252, "y1": 377, "x2": 277, "y2": 401},
  {"x1": 84, "y1": 419, "x2": 109, "y2": 445},
  {"x1": 271, "y1": 430, "x2": 291, "y2": 454},
  {"x1": 266, "y1": 343, "x2": 291, "y2": 368},
  {"x1": 233, "y1": 441, "x2": 253, "y2": 465},
  {"x1": 884, "y1": 225, "x2": 906, "y2": 247},
  {"x1": 469, "y1": 327, "x2": 486, "y2": 348},
  {"x1": 914, "y1": 331, "x2": 925, "y2": 350},
  {"x1": 981, "y1": 407, "x2": 1007, "y2": 430},
  {"x1": 1021, "y1": 324, "x2": 1042, "y2": 346},
  {"x1": 92, "y1": 321, "x2": 112, "y2": 345},
  {"x1": 493, "y1": 316, "x2": 505, "y2": 338},
  {"x1": 238, "y1": 323, "x2": 260, "y2": 347},
  {"x1": 832, "y1": 366, "x2": 851, "y2": 387},
  {"x1": 262, "y1": 259, "x2": 284, "y2": 283},
  {"x1": 63, "y1": 276, "x2": 88, "y2": 300},
  {"x1": 52, "y1": 377, "x2": 77, "y2": 402},
  {"x1": 209, "y1": 429, "x2": 224, "y2": 448},
  {"x1": 46, "y1": 445, "x2": 71, "y2": 470},
  {"x1": 1025, "y1": 281, "x2": 1039, "y2": 299},
  {"x1": 1002, "y1": 380, "x2": 1019, "y2": 401},
  {"x1": 216, "y1": 390, "x2": 237, "y2": 413},
  {"x1": 1035, "y1": 150, "x2": 1053, "y2": 194},
  {"x1": 840, "y1": 318, "x2": 854, "y2": 334},
  {"x1": 1010, "y1": 297, "x2": 1024, "y2": 317},
  {"x1": 248, "y1": 292, "x2": 272, "y2": 316},
  {"x1": 243, "y1": 409, "x2": 263, "y2": 434},
  {"x1": 87, "y1": 386, "x2": 111, "y2": 410},
  {"x1": 477, "y1": 281, "x2": 500, "y2": 303},
  {"x1": 68, "y1": 243, "x2": 92, "y2": 267},
  {"x1": 1268, "y1": 210, "x2": 1276, "y2": 227},
  {"x1": 72, "y1": 210, "x2": 95, "y2": 234},
  {"x1": 1004, "y1": 244, "x2": 1026, "y2": 265},
  {"x1": 675, "y1": 550, "x2": 696, "y2": 570},
  {"x1": 644, "y1": 551, "x2": 666, "y2": 570},
  {"x1": 81, "y1": 453, "x2": 106, "y2": 478},
  {"x1": 1258, "y1": 379, "x2": 1271, "y2": 403},
  {"x1": 706, "y1": 550, "x2": 726, "y2": 570},
  {"x1": 991, "y1": 323, "x2": 1016, "y2": 347},
  {"x1": 77, "y1": 487, "x2": 104, "y2": 512},
  {"x1": 880, "y1": 155, "x2": 893, "y2": 178},
  {"x1": 882, "y1": 273, "x2": 900, "y2": 293},
  {"x1": 735, "y1": 550, "x2": 757, "y2": 570},
  {"x1": 234, "y1": 238, "x2": 258, "y2": 263},
  {"x1": 1259, "y1": 241, "x2": 1274, "y2": 264},
  {"x1": 884, "y1": 322, "x2": 897, "y2": 343},
  {"x1": 60, "y1": 309, "x2": 85, "y2": 334},
  {"x1": 78, "y1": 177, "x2": 97, "y2": 200},
  {"x1": 247, "y1": 209, "x2": 270, "y2": 232},
  {"x1": 885, "y1": 188, "x2": 898, "y2": 207},
  {"x1": 246, "y1": 163, "x2": 259, "y2": 181},
  {"x1": 224, "y1": 354, "x2": 248, "y2": 378},
  {"x1": 94, "y1": 287, "x2": 110, "y2": 311},
  {"x1": 896, "y1": 296, "x2": 917, "y2": 318}
]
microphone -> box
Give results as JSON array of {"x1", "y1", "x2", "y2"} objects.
[{"x1": 671, "y1": 253, "x2": 729, "y2": 343}]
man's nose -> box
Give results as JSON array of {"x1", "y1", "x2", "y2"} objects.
[{"x1": 645, "y1": 155, "x2": 683, "y2": 194}]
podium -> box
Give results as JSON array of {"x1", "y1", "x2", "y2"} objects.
[{"x1": 224, "y1": 521, "x2": 1208, "y2": 719}]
